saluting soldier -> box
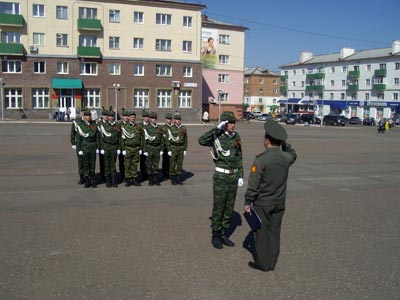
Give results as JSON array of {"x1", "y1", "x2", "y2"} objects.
[
  {"x1": 70, "y1": 114, "x2": 84, "y2": 185},
  {"x1": 139, "y1": 110, "x2": 150, "y2": 182},
  {"x1": 142, "y1": 112, "x2": 164, "y2": 186},
  {"x1": 99, "y1": 111, "x2": 121, "y2": 188},
  {"x1": 198, "y1": 111, "x2": 244, "y2": 249},
  {"x1": 97, "y1": 108, "x2": 108, "y2": 183},
  {"x1": 165, "y1": 114, "x2": 188, "y2": 185},
  {"x1": 161, "y1": 113, "x2": 173, "y2": 181},
  {"x1": 75, "y1": 110, "x2": 98, "y2": 188},
  {"x1": 121, "y1": 111, "x2": 142, "y2": 186}
]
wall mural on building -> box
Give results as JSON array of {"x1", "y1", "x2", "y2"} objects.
[{"x1": 201, "y1": 28, "x2": 218, "y2": 69}]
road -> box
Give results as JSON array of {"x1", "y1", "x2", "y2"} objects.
[{"x1": 0, "y1": 121, "x2": 399, "y2": 300}]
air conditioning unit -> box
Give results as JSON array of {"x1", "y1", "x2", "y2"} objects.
[
  {"x1": 172, "y1": 81, "x2": 181, "y2": 88},
  {"x1": 29, "y1": 45, "x2": 38, "y2": 53}
]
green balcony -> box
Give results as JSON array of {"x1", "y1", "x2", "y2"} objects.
[
  {"x1": 0, "y1": 43, "x2": 24, "y2": 55},
  {"x1": 348, "y1": 70, "x2": 360, "y2": 77},
  {"x1": 306, "y1": 73, "x2": 325, "y2": 80},
  {"x1": 280, "y1": 86, "x2": 288, "y2": 92},
  {"x1": 77, "y1": 19, "x2": 102, "y2": 31},
  {"x1": 347, "y1": 84, "x2": 359, "y2": 92},
  {"x1": 77, "y1": 46, "x2": 101, "y2": 58},
  {"x1": 373, "y1": 84, "x2": 386, "y2": 91},
  {"x1": 374, "y1": 69, "x2": 387, "y2": 77},
  {"x1": 280, "y1": 75, "x2": 288, "y2": 81},
  {"x1": 0, "y1": 14, "x2": 24, "y2": 27},
  {"x1": 306, "y1": 85, "x2": 325, "y2": 91}
]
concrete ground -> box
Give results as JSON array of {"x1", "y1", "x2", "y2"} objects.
[{"x1": 0, "y1": 121, "x2": 399, "y2": 300}]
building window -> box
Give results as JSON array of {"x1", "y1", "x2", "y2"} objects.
[
  {"x1": 365, "y1": 93, "x2": 369, "y2": 100},
  {"x1": 133, "y1": 37, "x2": 144, "y2": 49},
  {"x1": 330, "y1": 80, "x2": 334, "y2": 86},
  {"x1": 272, "y1": 79, "x2": 277, "y2": 85},
  {"x1": 33, "y1": 61, "x2": 45, "y2": 73},
  {"x1": 330, "y1": 93, "x2": 334, "y2": 99},
  {"x1": 4, "y1": 88, "x2": 22, "y2": 109},
  {"x1": 183, "y1": 66, "x2": 192, "y2": 77},
  {"x1": 218, "y1": 74, "x2": 229, "y2": 83},
  {"x1": 56, "y1": 6, "x2": 67, "y2": 19},
  {"x1": 342, "y1": 66, "x2": 347, "y2": 72},
  {"x1": 155, "y1": 39, "x2": 171, "y2": 51},
  {"x1": 1, "y1": 31, "x2": 20, "y2": 43},
  {"x1": 79, "y1": 35, "x2": 97, "y2": 47},
  {"x1": 134, "y1": 64, "x2": 144, "y2": 76},
  {"x1": 109, "y1": 9, "x2": 120, "y2": 22},
  {"x1": 366, "y1": 79, "x2": 371, "y2": 86},
  {"x1": 56, "y1": 34, "x2": 68, "y2": 47},
  {"x1": 79, "y1": 7, "x2": 97, "y2": 19},
  {"x1": 83, "y1": 89, "x2": 101, "y2": 108},
  {"x1": 353, "y1": 65, "x2": 359, "y2": 71},
  {"x1": 80, "y1": 62, "x2": 97, "y2": 75},
  {"x1": 340, "y1": 93, "x2": 345, "y2": 100},
  {"x1": 133, "y1": 11, "x2": 144, "y2": 23},
  {"x1": 318, "y1": 93, "x2": 323, "y2": 99},
  {"x1": 219, "y1": 34, "x2": 230, "y2": 44},
  {"x1": 292, "y1": 81, "x2": 296, "y2": 87},
  {"x1": 394, "y1": 78, "x2": 399, "y2": 85},
  {"x1": 219, "y1": 93, "x2": 228, "y2": 102},
  {"x1": 351, "y1": 93, "x2": 357, "y2": 100},
  {"x1": 33, "y1": 33, "x2": 45, "y2": 45},
  {"x1": 330, "y1": 67, "x2": 335, "y2": 73},
  {"x1": 292, "y1": 93, "x2": 295, "y2": 98},
  {"x1": 258, "y1": 88, "x2": 264, "y2": 94},
  {"x1": 341, "y1": 80, "x2": 346, "y2": 87},
  {"x1": 33, "y1": 4, "x2": 45, "y2": 17},
  {"x1": 156, "y1": 13, "x2": 171, "y2": 25},
  {"x1": 377, "y1": 93, "x2": 384, "y2": 100},
  {"x1": 258, "y1": 98, "x2": 262, "y2": 104},
  {"x1": 301, "y1": 81, "x2": 304, "y2": 87},
  {"x1": 219, "y1": 55, "x2": 229, "y2": 64},
  {"x1": 259, "y1": 78, "x2": 264, "y2": 84},
  {"x1": 57, "y1": 61, "x2": 68, "y2": 74},
  {"x1": 109, "y1": 63, "x2": 120, "y2": 75},
  {"x1": 183, "y1": 16, "x2": 192, "y2": 27},
  {"x1": 300, "y1": 92, "x2": 304, "y2": 98},
  {"x1": 393, "y1": 93, "x2": 398, "y2": 100},
  {"x1": 301, "y1": 69, "x2": 305, "y2": 75},
  {"x1": 2, "y1": 60, "x2": 21, "y2": 73},
  {"x1": 179, "y1": 90, "x2": 192, "y2": 108},
  {"x1": 157, "y1": 89, "x2": 172, "y2": 108},
  {"x1": 273, "y1": 89, "x2": 277, "y2": 94},
  {"x1": 0, "y1": 2, "x2": 20, "y2": 14},
  {"x1": 366, "y1": 64, "x2": 371, "y2": 71},
  {"x1": 109, "y1": 36, "x2": 120, "y2": 49},
  {"x1": 182, "y1": 40, "x2": 192, "y2": 52},
  {"x1": 134, "y1": 89, "x2": 149, "y2": 108},
  {"x1": 293, "y1": 70, "x2": 296, "y2": 75},
  {"x1": 379, "y1": 63, "x2": 386, "y2": 70},
  {"x1": 32, "y1": 88, "x2": 49, "y2": 108},
  {"x1": 156, "y1": 64, "x2": 172, "y2": 76},
  {"x1": 395, "y1": 63, "x2": 400, "y2": 70}
]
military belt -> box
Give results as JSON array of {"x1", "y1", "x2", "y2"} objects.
[
  {"x1": 215, "y1": 167, "x2": 238, "y2": 174},
  {"x1": 82, "y1": 139, "x2": 96, "y2": 143}
]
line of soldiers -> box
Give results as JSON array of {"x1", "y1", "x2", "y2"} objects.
[{"x1": 70, "y1": 109, "x2": 188, "y2": 188}]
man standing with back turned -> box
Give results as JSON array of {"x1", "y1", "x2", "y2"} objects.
[{"x1": 244, "y1": 120, "x2": 297, "y2": 272}]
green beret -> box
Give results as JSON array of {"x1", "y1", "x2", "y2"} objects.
[
  {"x1": 174, "y1": 114, "x2": 181, "y2": 120},
  {"x1": 122, "y1": 110, "x2": 129, "y2": 116},
  {"x1": 83, "y1": 110, "x2": 91, "y2": 116},
  {"x1": 149, "y1": 112, "x2": 157, "y2": 119},
  {"x1": 129, "y1": 111, "x2": 136, "y2": 116},
  {"x1": 107, "y1": 110, "x2": 115, "y2": 117},
  {"x1": 165, "y1": 113, "x2": 173, "y2": 119},
  {"x1": 142, "y1": 110, "x2": 149, "y2": 117},
  {"x1": 220, "y1": 111, "x2": 236, "y2": 122},
  {"x1": 264, "y1": 120, "x2": 287, "y2": 141}
]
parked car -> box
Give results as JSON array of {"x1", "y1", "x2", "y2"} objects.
[
  {"x1": 323, "y1": 115, "x2": 347, "y2": 126},
  {"x1": 299, "y1": 114, "x2": 321, "y2": 125},
  {"x1": 258, "y1": 113, "x2": 272, "y2": 121},
  {"x1": 285, "y1": 114, "x2": 300, "y2": 125},
  {"x1": 348, "y1": 117, "x2": 363, "y2": 125},
  {"x1": 243, "y1": 112, "x2": 255, "y2": 119},
  {"x1": 363, "y1": 117, "x2": 376, "y2": 126},
  {"x1": 273, "y1": 114, "x2": 287, "y2": 123}
]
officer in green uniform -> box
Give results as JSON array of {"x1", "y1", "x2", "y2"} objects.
[
  {"x1": 121, "y1": 110, "x2": 142, "y2": 186},
  {"x1": 142, "y1": 112, "x2": 164, "y2": 186},
  {"x1": 166, "y1": 114, "x2": 188, "y2": 185},
  {"x1": 161, "y1": 113, "x2": 173, "y2": 181},
  {"x1": 70, "y1": 115, "x2": 84, "y2": 185},
  {"x1": 118, "y1": 109, "x2": 129, "y2": 183},
  {"x1": 198, "y1": 111, "x2": 244, "y2": 249},
  {"x1": 99, "y1": 111, "x2": 121, "y2": 187},
  {"x1": 75, "y1": 110, "x2": 98, "y2": 188},
  {"x1": 97, "y1": 109, "x2": 108, "y2": 183},
  {"x1": 244, "y1": 120, "x2": 297, "y2": 272},
  {"x1": 139, "y1": 110, "x2": 150, "y2": 182}
]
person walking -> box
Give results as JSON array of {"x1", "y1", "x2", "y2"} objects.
[
  {"x1": 244, "y1": 120, "x2": 297, "y2": 272},
  {"x1": 198, "y1": 111, "x2": 244, "y2": 249},
  {"x1": 161, "y1": 113, "x2": 173, "y2": 181}
]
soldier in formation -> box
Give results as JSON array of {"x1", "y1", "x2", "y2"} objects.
[{"x1": 161, "y1": 113, "x2": 173, "y2": 181}]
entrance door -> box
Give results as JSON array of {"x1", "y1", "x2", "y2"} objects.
[{"x1": 59, "y1": 96, "x2": 76, "y2": 119}]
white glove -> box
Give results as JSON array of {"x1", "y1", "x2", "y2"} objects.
[
  {"x1": 184, "y1": 151, "x2": 187, "y2": 156},
  {"x1": 122, "y1": 150, "x2": 127, "y2": 156},
  {"x1": 72, "y1": 145, "x2": 76, "y2": 150},
  {"x1": 117, "y1": 150, "x2": 121, "y2": 155},
  {"x1": 100, "y1": 150, "x2": 105, "y2": 155},
  {"x1": 96, "y1": 149, "x2": 99, "y2": 154},
  {"x1": 168, "y1": 151, "x2": 172, "y2": 156},
  {"x1": 143, "y1": 152, "x2": 148, "y2": 156},
  {"x1": 217, "y1": 120, "x2": 228, "y2": 130},
  {"x1": 238, "y1": 178, "x2": 244, "y2": 187},
  {"x1": 78, "y1": 150, "x2": 83, "y2": 156},
  {"x1": 139, "y1": 150, "x2": 143, "y2": 155},
  {"x1": 160, "y1": 151, "x2": 164, "y2": 156}
]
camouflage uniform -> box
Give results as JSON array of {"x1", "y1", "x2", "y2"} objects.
[
  {"x1": 70, "y1": 117, "x2": 84, "y2": 185},
  {"x1": 139, "y1": 111, "x2": 150, "y2": 182},
  {"x1": 97, "y1": 115, "x2": 108, "y2": 183},
  {"x1": 161, "y1": 113, "x2": 173, "y2": 181}
]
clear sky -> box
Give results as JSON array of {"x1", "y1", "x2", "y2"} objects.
[{"x1": 197, "y1": 0, "x2": 400, "y2": 72}]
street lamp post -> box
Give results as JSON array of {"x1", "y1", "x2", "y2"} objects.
[
  {"x1": 217, "y1": 89, "x2": 223, "y2": 123},
  {"x1": 113, "y1": 83, "x2": 120, "y2": 120}
]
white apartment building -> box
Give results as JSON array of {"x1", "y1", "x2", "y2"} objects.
[{"x1": 280, "y1": 41, "x2": 400, "y2": 119}]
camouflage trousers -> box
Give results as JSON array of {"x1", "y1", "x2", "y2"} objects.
[
  {"x1": 81, "y1": 142, "x2": 97, "y2": 177},
  {"x1": 169, "y1": 145, "x2": 185, "y2": 176},
  {"x1": 103, "y1": 144, "x2": 118, "y2": 176},
  {"x1": 124, "y1": 145, "x2": 140, "y2": 179},
  {"x1": 145, "y1": 145, "x2": 161, "y2": 176},
  {"x1": 211, "y1": 171, "x2": 239, "y2": 232}
]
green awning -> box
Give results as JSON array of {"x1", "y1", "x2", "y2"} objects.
[
  {"x1": 77, "y1": 19, "x2": 102, "y2": 31},
  {"x1": 77, "y1": 46, "x2": 101, "y2": 58},
  {"x1": 0, "y1": 43, "x2": 24, "y2": 55},
  {"x1": 0, "y1": 14, "x2": 24, "y2": 27},
  {"x1": 52, "y1": 78, "x2": 82, "y2": 89}
]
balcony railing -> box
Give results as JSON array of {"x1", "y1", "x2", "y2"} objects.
[
  {"x1": 348, "y1": 70, "x2": 360, "y2": 77},
  {"x1": 77, "y1": 19, "x2": 102, "y2": 31},
  {"x1": 373, "y1": 84, "x2": 386, "y2": 91},
  {"x1": 77, "y1": 46, "x2": 101, "y2": 58},
  {"x1": 347, "y1": 84, "x2": 359, "y2": 92},
  {"x1": 280, "y1": 86, "x2": 288, "y2": 92},
  {"x1": 306, "y1": 73, "x2": 325, "y2": 80},
  {"x1": 0, "y1": 42, "x2": 24, "y2": 55},
  {"x1": 280, "y1": 75, "x2": 288, "y2": 81},
  {"x1": 0, "y1": 14, "x2": 24, "y2": 27},
  {"x1": 306, "y1": 85, "x2": 325, "y2": 91},
  {"x1": 374, "y1": 69, "x2": 387, "y2": 77}
]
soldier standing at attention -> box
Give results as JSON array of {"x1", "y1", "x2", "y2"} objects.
[
  {"x1": 244, "y1": 120, "x2": 297, "y2": 272},
  {"x1": 97, "y1": 109, "x2": 108, "y2": 183},
  {"x1": 70, "y1": 114, "x2": 84, "y2": 185},
  {"x1": 161, "y1": 113, "x2": 173, "y2": 181},
  {"x1": 198, "y1": 111, "x2": 244, "y2": 249},
  {"x1": 121, "y1": 111, "x2": 142, "y2": 187},
  {"x1": 166, "y1": 114, "x2": 188, "y2": 185},
  {"x1": 139, "y1": 110, "x2": 150, "y2": 182},
  {"x1": 118, "y1": 109, "x2": 129, "y2": 183},
  {"x1": 99, "y1": 111, "x2": 121, "y2": 188},
  {"x1": 142, "y1": 112, "x2": 164, "y2": 186},
  {"x1": 75, "y1": 110, "x2": 98, "y2": 188}
]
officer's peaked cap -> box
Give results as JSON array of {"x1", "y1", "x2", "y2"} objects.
[{"x1": 264, "y1": 120, "x2": 287, "y2": 141}]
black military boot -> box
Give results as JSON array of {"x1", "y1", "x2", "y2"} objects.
[
  {"x1": 112, "y1": 175, "x2": 118, "y2": 188},
  {"x1": 211, "y1": 231, "x2": 223, "y2": 249},
  {"x1": 78, "y1": 174, "x2": 85, "y2": 185},
  {"x1": 153, "y1": 174, "x2": 161, "y2": 186},
  {"x1": 90, "y1": 176, "x2": 97, "y2": 188},
  {"x1": 125, "y1": 178, "x2": 132, "y2": 187},
  {"x1": 221, "y1": 230, "x2": 235, "y2": 247},
  {"x1": 106, "y1": 176, "x2": 112, "y2": 188},
  {"x1": 84, "y1": 176, "x2": 91, "y2": 188},
  {"x1": 171, "y1": 175, "x2": 177, "y2": 185},
  {"x1": 176, "y1": 175, "x2": 183, "y2": 185},
  {"x1": 132, "y1": 177, "x2": 141, "y2": 186},
  {"x1": 148, "y1": 176, "x2": 154, "y2": 186}
]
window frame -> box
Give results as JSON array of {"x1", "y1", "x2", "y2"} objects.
[
  {"x1": 109, "y1": 63, "x2": 121, "y2": 75},
  {"x1": 156, "y1": 64, "x2": 172, "y2": 77},
  {"x1": 182, "y1": 40, "x2": 192, "y2": 53},
  {"x1": 33, "y1": 61, "x2": 46, "y2": 74},
  {"x1": 56, "y1": 33, "x2": 68, "y2": 47},
  {"x1": 32, "y1": 88, "x2": 50, "y2": 108},
  {"x1": 33, "y1": 4, "x2": 45, "y2": 17},
  {"x1": 183, "y1": 16, "x2": 192, "y2": 27},
  {"x1": 83, "y1": 88, "x2": 101, "y2": 108},
  {"x1": 80, "y1": 62, "x2": 98, "y2": 75},
  {"x1": 157, "y1": 89, "x2": 172, "y2": 108},
  {"x1": 179, "y1": 90, "x2": 192, "y2": 108},
  {"x1": 155, "y1": 39, "x2": 171, "y2": 51},
  {"x1": 57, "y1": 61, "x2": 69, "y2": 74},
  {"x1": 133, "y1": 37, "x2": 144, "y2": 49},
  {"x1": 109, "y1": 36, "x2": 120, "y2": 49},
  {"x1": 4, "y1": 88, "x2": 22, "y2": 109},
  {"x1": 56, "y1": 5, "x2": 68, "y2": 19},
  {"x1": 183, "y1": 66, "x2": 192, "y2": 78},
  {"x1": 109, "y1": 9, "x2": 120, "y2": 23},
  {"x1": 133, "y1": 11, "x2": 144, "y2": 24},
  {"x1": 156, "y1": 13, "x2": 171, "y2": 25},
  {"x1": 134, "y1": 89, "x2": 149, "y2": 108},
  {"x1": 134, "y1": 64, "x2": 144, "y2": 76},
  {"x1": 2, "y1": 60, "x2": 21, "y2": 73}
]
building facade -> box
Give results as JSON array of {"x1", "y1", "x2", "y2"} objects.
[
  {"x1": 280, "y1": 41, "x2": 400, "y2": 119},
  {"x1": 0, "y1": 0, "x2": 205, "y2": 120},
  {"x1": 243, "y1": 67, "x2": 280, "y2": 114},
  {"x1": 201, "y1": 15, "x2": 248, "y2": 121}
]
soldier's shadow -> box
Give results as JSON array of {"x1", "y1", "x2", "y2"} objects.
[
  {"x1": 242, "y1": 231, "x2": 257, "y2": 261},
  {"x1": 181, "y1": 171, "x2": 194, "y2": 182},
  {"x1": 224, "y1": 211, "x2": 242, "y2": 237}
]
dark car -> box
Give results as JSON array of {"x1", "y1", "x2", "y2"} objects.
[
  {"x1": 349, "y1": 117, "x2": 363, "y2": 125},
  {"x1": 363, "y1": 117, "x2": 376, "y2": 126},
  {"x1": 243, "y1": 112, "x2": 255, "y2": 120},
  {"x1": 273, "y1": 114, "x2": 287, "y2": 123},
  {"x1": 285, "y1": 114, "x2": 300, "y2": 125},
  {"x1": 258, "y1": 113, "x2": 272, "y2": 121},
  {"x1": 323, "y1": 115, "x2": 347, "y2": 126},
  {"x1": 299, "y1": 114, "x2": 321, "y2": 125}
]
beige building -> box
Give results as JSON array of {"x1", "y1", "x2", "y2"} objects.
[{"x1": 0, "y1": 0, "x2": 205, "y2": 120}]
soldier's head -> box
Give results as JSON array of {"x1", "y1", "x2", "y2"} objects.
[
  {"x1": 142, "y1": 110, "x2": 149, "y2": 123},
  {"x1": 165, "y1": 113, "x2": 173, "y2": 125},
  {"x1": 129, "y1": 111, "x2": 136, "y2": 123},
  {"x1": 102, "y1": 111, "x2": 108, "y2": 121},
  {"x1": 107, "y1": 110, "x2": 115, "y2": 123},
  {"x1": 264, "y1": 120, "x2": 287, "y2": 148},
  {"x1": 122, "y1": 109, "x2": 129, "y2": 122},
  {"x1": 221, "y1": 111, "x2": 236, "y2": 133},
  {"x1": 174, "y1": 114, "x2": 182, "y2": 126},
  {"x1": 83, "y1": 109, "x2": 91, "y2": 121},
  {"x1": 149, "y1": 112, "x2": 157, "y2": 124}
]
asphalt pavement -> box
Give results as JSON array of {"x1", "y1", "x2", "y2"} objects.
[{"x1": 0, "y1": 121, "x2": 399, "y2": 300}]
